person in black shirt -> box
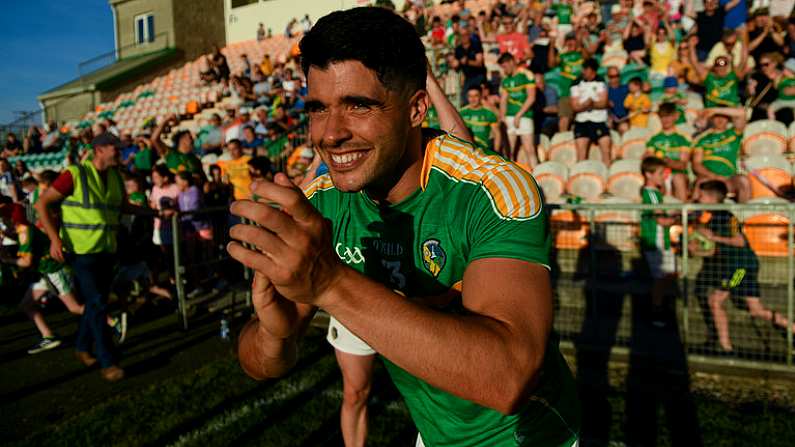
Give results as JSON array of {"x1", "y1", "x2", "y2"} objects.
[
  {"x1": 746, "y1": 52, "x2": 782, "y2": 121},
  {"x1": 748, "y1": 8, "x2": 784, "y2": 63},
  {"x1": 692, "y1": 0, "x2": 726, "y2": 61},
  {"x1": 693, "y1": 181, "x2": 795, "y2": 353},
  {"x1": 454, "y1": 27, "x2": 487, "y2": 106}
]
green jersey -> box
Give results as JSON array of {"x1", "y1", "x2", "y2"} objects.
[
  {"x1": 696, "y1": 128, "x2": 741, "y2": 177},
  {"x1": 165, "y1": 150, "x2": 203, "y2": 174},
  {"x1": 552, "y1": 3, "x2": 573, "y2": 25},
  {"x1": 10, "y1": 204, "x2": 62, "y2": 275},
  {"x1": 501, "y1": 71, "x2": 535, "y2": 119},
  {"x1": 646, "y1": 131, "x2": 691, "y2": 174},
  {"x1": 778, "y1": 77, "x2": 795, "y2": 101},
  {"x1": 133, "y1": 146, "x2": 154, "y2": 172},
  {"x1": 305, "y1": 131, "x2": 580, "y2": 446},
  {"x1": 425, "y1": 106, "x2": 440, "y2": 130},
  {"x1": 559, "y1": 52, "x2": 584, "y2": 97},
  {"x1": 640, "y1": 187, "x2": 670, "y2": 250},
  {"x1": 460, "y1": 105, "x2": 498, "y2": 150},
  {"x1": 704, "y1": 72, "x2": 740, "y2": 107},
  {"x1": 660, "y1": 92, "x2": 687, "y2": 124}
]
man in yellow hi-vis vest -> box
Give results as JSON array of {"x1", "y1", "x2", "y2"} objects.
[{"x1": 36, "y1": 132, "x2": 128, "y2": 382}]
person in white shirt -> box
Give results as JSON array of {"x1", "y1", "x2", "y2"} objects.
[{"x1": 570, "y1": 58, "x2": 612, "y2": 163}]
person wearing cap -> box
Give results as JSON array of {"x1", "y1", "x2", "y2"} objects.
[
  {"x1": 548, "y1": 31, "x2": 586, "y2": 131},
  {"x1": 660, "y1": 76, "x2": 688, "y2": 125},
  {"x1": 692, "y1": 107, "x2": 751, "y2": 202},
  {"x1": 35, "y1": 132, "x2": 130, "y2": 381}
]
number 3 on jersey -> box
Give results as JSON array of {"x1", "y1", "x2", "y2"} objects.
[{"x1": 382, "y1": 260, "x2": 406, "y2": 289}]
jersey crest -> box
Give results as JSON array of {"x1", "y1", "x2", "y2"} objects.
[{"x1": 421, "y1": 238, "x2": 446, "y2": 278}]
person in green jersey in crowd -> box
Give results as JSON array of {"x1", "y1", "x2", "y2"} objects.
[
  {"x1": 151, "y1": 114, "x2": 205, "y2": 179},
  {"x1": 693, "y1": 107, "x2": 751, "y2": 202},
  {"x1": 131, "y1": 132, "x2": 155, "y2": 176},
  {"x1": 645, "y1": 102, "x2": 692, "y2": 201},
  {"x1": 693, "y1": 181, "x2": 795, "y2": 353},
  {"x1": 460, "y1": 86, "x2": 501, "y2": 152},
  {"x1": 549, "y1": 32, "x2": 586, "y2": 132},
  {"x1": 230, "y1": 8, "x2": 580, "y2": 447},
  {"x1": 690, "y1": 50, "x2": 745, "y2": 108},
  {"x1": 660, "y1": 77, "x2": 688, "y2": 125},
  {"x1": 499, "y1": 52, "x2": 537, "y2": 166},
  {"x1": 551, "y1": 0, "x2": 574, "y2": 44}
]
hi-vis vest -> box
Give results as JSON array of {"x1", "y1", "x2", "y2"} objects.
[{"x1": 60, "y1": 161, "x2": 123, "y2": 254}]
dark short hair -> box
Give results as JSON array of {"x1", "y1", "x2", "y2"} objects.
[
  {"x1": 700, "y1": 180, "x2": 728, "y2": 199},
  {"x1": 641, "y1": 156, "x2": 666, "y2": 174},
  {"x1": 628, "y1": 76, "x2": 642, "y2": 86},
  {"x1": 497, "y1": 52, "x2": 515, "y2": 64},
  {"x1": 177, "y1": 171, "x2": 194, "y2": 185},
  {"x1": 228, "y1": 138, "x2": 242, "y2": 147},
  {"x1": 248, "y1": 156, "x2": 272, "y2": 174},
  {"x1": 466, "y1": 84, "x2": 482, "y2": 93},
  {"x1": 38, "y1": 169, "x2": 59, "y2": 185},
  {"x1": 658, "y1": 102, "x2": 678, "y2": 116},
  {"x1": 299, "y1": 7, "x2": 427, "y2": 94},
  {"x1": 153, "y1": 164, "x2": 174, "y2": 181},
  {"x1": 582, "y1": 58, "x2": 599, "y2": 72}
]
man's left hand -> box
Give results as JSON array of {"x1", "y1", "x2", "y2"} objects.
[{"x1": 227, "y1": 173, "x2": 343, "y2": 307}]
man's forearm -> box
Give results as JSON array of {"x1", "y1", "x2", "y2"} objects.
[
  {"x1": 238, "y1": 319, "x2": 299, "y2": 379},
  {"x1": 318, "y1": 268, "x2": 547, "y2": 414}
]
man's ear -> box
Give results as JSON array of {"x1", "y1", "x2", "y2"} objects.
[{"x1": 408, "y1": 89, "x2": 430, "y2": 129}]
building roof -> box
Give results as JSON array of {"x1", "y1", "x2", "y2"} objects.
[{"x1": 38, "y1": 48, "x2": 179, "y2": 101}]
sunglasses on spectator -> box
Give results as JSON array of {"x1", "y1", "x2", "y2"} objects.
[{"x1": 761, "y1": 61, "x2": 774, "y2": 67}]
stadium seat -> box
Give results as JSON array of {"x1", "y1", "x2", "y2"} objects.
[
  {"x1": 593, "y1": 197, "x2": 640, "y2": 251},
  {"x1": 533, "y1": 161, "x2": 568, "y2": 203},
  {"x1": 646, "y1": 113, "x2": 662, "y2": 134},
  {"x1": 743, "y1": 120, "x2": 787, "y2": 156},
  {"x1": 744, "y1": 155, "x2": 793, "y2": 199},
  {"x1": 550, "y1": 209, "x2": 589, "y2": 250},
  {"x1": 566, "y1": 160, "x2": 607, "y2": 201},
  {"x1": 548, "y1": 131, "x2": 577, "y2": 167},
  {"x1": 743, "y1": 198, "x2": 792, "y2": 257},
  {"x1": 676, "y1": 123, "x2": 696, "y2": 138},
  {"x1": 602, "y1": 50, "x2": 628, "y2": 69},
  {"x1": 619, "y1": 127, "x2": 651, "y2": 159},
  {"x1": 607, "y1": 159, "x2": 643, "y2": 201},
  {"x1": 538, "y1": 134, "x2": 550, "y2": 163}
]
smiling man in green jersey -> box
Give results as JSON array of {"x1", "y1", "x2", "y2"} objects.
[
  {"x1": 230, "y1": 7, "x2": 580, "y2": 447},
  {"x1": 645, "y1": 102, "x2": 692, "y2": 201},
  {"x1": 693, "y1": 107, "x2": 751, "y2": 202},
  {"x1": 460, "y1": 86, "x2": 500, "y2": 152},
  {"x1": 499, "y1": 53, "x2": 536, "y2": 165}
]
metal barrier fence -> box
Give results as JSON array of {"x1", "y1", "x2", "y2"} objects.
[
  {"x1": 550, "y1": 202, "x2": 794, "y2": 371},
  {"x1": 168, "y1": 200, "x2": 795, "y2": 371}
]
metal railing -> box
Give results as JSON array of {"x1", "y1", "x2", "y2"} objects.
[
  {"x1": 77, "y1": 32, "x2": 171, "y2": 83},
  {"x1": 549, "y1": 201, "x2": 795, "y2": 372},
  {"x1": 166, "y1": 199, "x2": 795, "y2": 371}
]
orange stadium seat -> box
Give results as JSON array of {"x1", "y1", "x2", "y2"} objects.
[
  {"x1": 607, "y1": 159, "x2": 643, "y2": 201},
  {"x1": 566, "y1": 160, "x2": 607, "y2": 201},
  {"x1": 744, "y1": 212, "x2": 792, "y2": 257},
  {"x1": 743, "y1": 120, "x2": 787, "y2": 156},
  {"x1": 744, "y1": 155, "x2": 793, "y2": 199},
  {"x1": 548, "y1": 131, "x2": 577, "y2": 167},
  {"x1": 532, "y1": 161, "x2": 568, "y2": 203}
]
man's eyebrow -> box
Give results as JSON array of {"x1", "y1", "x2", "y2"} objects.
[
  {"x1": 304, "y1": 98, "x2": 324, "y2": 109},
  {"x1": 341, "y1": 95, "x2": 384, "y2": 107}
]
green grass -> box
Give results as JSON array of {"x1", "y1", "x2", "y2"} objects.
[{"x1": 10, "y1": 328, "x2": 795, "y2": 447}]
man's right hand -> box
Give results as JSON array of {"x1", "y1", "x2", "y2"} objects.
[{"x1": 50, "y1": 237, "x2": 64, "y2": 264}]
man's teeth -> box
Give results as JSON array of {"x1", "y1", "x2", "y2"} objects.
[{"x1": 331, "y1": 152, "x2": 365, "y2": 164}]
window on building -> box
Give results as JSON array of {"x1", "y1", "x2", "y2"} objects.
[
  {"x1": 135, "y1": 13, "x2": 155, "y2": 44},
  {"x1": 231, "y1": 0, "x2": 258, "y2": 8}
]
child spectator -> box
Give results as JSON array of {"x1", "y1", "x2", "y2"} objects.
[
  {"x1": 645, "y1": 102, "x2": 692, "y2": 201},
  {"x1": 624, "y1": 77, "x2": 652, "y2": 128},
  {"x1": 640, "y1": 157, "x2": 678, "y2": 325},
  {"x1": 660, "y1": 77, "x2": 688, "y2": 125},
  {"x1": 693, "y1": 180, "x2": 795, "y2": 353}
]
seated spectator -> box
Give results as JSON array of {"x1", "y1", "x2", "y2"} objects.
[
  {"x1": 671, "y1": 40, "x2": 700, "y2": 88},
  {"x1": 607, "y1": 66, "x2": 630, "y2": 133},
  {"x1": 692, "y1": 108, "x2": 751, "y2": 202},
  {"x1": 3, "y1": 132, "x2": 21, "y2": 157},
  {"x1": 645, "y1": 102, "x2": 692, "y2": 201},
  {"x1": 0, "y1": 158, "x2": 18, "y2": 202},
  {"x1": 217, "y1": 139, "x2": 252, "y2": 201},
  {"x1": 706, "y1": 29, "x2": 754, "y2": 75},
  {"x1": 571, "y1": 58, "x2": 612, "y2": 163},
  {"x1": 248, "y1": 156, "x2": 273, "y2": 182},
  {"x1": 240, "y1": 125, "x2": 265, "y2": 156},
  {"x1": 455, "y1": 27, "x2": 487, "y2": 105},
  {"x1": 747, "y1": 52, "x2": 783, "y2": 121},
  {"x1": 24, "y1": 126, "x2": 43, "y2": 154},
  {"x1": 496, "y1": 14, "x2": 529, "y2": 62},
  {"x1": 691, "y1": 53, "x2": 742, "y2": 108},
  {"x1": 260, "y1": 54, "x2": 273, "y2": 77},
  {"x1": 13, "y1": 160, "x2": 29, "y2": 181},
  {"x1": 195, "y1": 113, "x2": 224, "y2": 155},
  {"x1": 624, "y1": 77, "x2": 652, "y2": 129},
  {"x1": 692, "y1": 0, "x2": 726, "y2": 61}
]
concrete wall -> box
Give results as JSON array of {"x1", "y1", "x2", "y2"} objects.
[
  {"x1": 173, "y1": 0, "x2": 226, "y2": 60},
  {"x1": 112, "y1": 0, "x2": 176, "y2": 59},
  {"x1": 42, "y1": 91, "x2": 101, "y2": 124},
  {"x1": 223, "y1": 0, "x2": 407, "y2": 44}
]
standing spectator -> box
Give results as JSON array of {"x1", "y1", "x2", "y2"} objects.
[
  {"x1": 623, "y1": 18, "x2": 650, "y2": 65},
  {"x1": 571, "y1": 58, "x2": 612, "y2": 163},
  {"x1": 0, "y1": 158, "x2": 18, "y2": 202},
  {"x1": 13, "y1": 160, "x2": 29, "y2": 180},
  {"x1": 671, "y1": 40, "x2": 700, "y2": 88},
  {"x1": 130, "y1": 132, "x2": 155, "y2": 176},
  {"x1": 551, "y1": 0, "x2": 575, "y2": 46},
  {"x1": 257, "y1": 23, "x2": 266, "y2": 41},
  {"x1": 607, "y1": 66, "x2": 630, "y2": 133},
  {"x1": 35, "y1": 133, "x2": 127, "y2": 381},
  {"x1": 149, "y1": 165, "x2": 180, "y2": 249},
  {"x1": 454, "y1": 27, "x2": 488, "y2": 105},
  {"x1": 549, "y1": 32, "x2": 585, "y2": 131},
  {"x1": 748, "y1": 8, "x2": 784, "y2": 63},
  {"x1": 151, "y1": 114, "x2": 204, "y2": 178},
  {"x1": 746, "y1": 52, "x2": 783, "y2": 121},
  {"x1": 498, "y1": 52, "x2": 537, "y2": 165},
  {"x1": 24, "y1": 126, "x2": 44, "y2": 154},
  {"x1": 217, "y1": 139, "x2": 252, "y2": 201},
  {"x1": 646, "y1": 102, "x2": 692, "y2": 201},
  {"x1": 624, "y1": 77, "x2": 652, "y2": 129},
  {"x1": 3, "y1": 132, "x2": 21, "y2": 157},
  {"x1": 784, "y1": 16, "x2": 795, "y2": 56},
  {"x1": 119, "y1": 132, "x2": 138, "y2": 170},
  {"x1": 648, "y1": 20, "x2": 677, "y2": 83},
  {"x1": 300, "y1": 14, "x2": 312, "y2": 33},
  {"x1": 706, "y1": 29, "x2": 753, "y2": 73},
  {"x1": 260, "y1": 54, "x2": 273, "y2": 77},
  {"x1": 691, "y1": 54, "x2": 743, "y2": 107},
  {"x1": 720, "y1": 0, "x2": 748, "y2": 30},
  {"x1": 692, "y1": 108, "x2": 751, "y2": 202},
  {"x1": 496, "y1": 14, "x2": 530, "y2": 62},
  {"x1": 692, "y1": 0, "x2": 726, "y2": 61},
  {"x1": 535, "y1": 73, "x2": 560, "y2": 137}
]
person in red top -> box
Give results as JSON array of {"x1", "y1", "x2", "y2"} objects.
[{"x1": 496, "y1": 14, "x2": 530, "y2": 62}]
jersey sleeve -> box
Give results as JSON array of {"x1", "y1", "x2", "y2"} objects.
[
  {"x1": 464, "y1": 165, "x2": 550, "y2": 268},
  {"x1": 51, "y1": 170, "x2": 74, "y2": 197}
]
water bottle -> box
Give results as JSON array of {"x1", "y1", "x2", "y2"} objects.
[{"x1": 220, "y1": 314, "x2": 230, "y2": 341}]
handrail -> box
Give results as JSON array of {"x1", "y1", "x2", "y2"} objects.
[{"x1": 77, "y1": 31, "x2": 171, "y2": 82}]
